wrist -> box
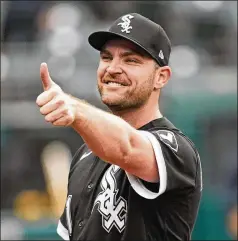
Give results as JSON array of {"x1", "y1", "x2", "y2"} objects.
[{"x1": 69, "y1": 95, "x2": 87, "y2": 128}]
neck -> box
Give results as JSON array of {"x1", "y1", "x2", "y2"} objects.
[{"x1": 109, "y1": 101, "x2": 163, "y2": 129}]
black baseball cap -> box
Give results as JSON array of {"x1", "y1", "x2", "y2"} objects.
[{"x1": 88, "y1": 13, "x2": 171, "y2": 67}]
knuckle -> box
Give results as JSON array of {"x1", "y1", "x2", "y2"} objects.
[
  {"x1": 64, "y1": 108, "x2": 70, "y2": 115},
  {"x1": 59, "y1": 108, "x2": 67, "y2": 116},
  {"x1": 54, "y1": 95, "x2": 65, "y2": 105},
  {"x1": 56, "y1": 98, "x2": 65, "y2": 106}
]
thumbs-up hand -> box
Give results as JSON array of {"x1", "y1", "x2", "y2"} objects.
[{"x1": 36, "y1": 63, "x2": 77, "y2": 126}]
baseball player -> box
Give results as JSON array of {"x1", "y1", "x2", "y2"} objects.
[{"x1": 36, "y1": 13, "x2": 202, "y2": 241}]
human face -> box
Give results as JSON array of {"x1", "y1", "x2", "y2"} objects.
[{"x1": 97, "y1": 39, "x2": 158, "y2": 111}]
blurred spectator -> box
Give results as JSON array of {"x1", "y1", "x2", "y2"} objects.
[{"x1": 3, "y1": 1, "x2": 47, "y2": 42}]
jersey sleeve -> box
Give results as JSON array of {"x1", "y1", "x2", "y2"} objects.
[{"x1": 126, "y1": 129, "x2": 200, "y2": 199}]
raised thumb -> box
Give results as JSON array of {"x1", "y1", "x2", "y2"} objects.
[{"x1": 40, "y1": 62, "x2": 53, "y2": 91}]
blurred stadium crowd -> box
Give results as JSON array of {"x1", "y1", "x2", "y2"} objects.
[{"x1": 1, "y1": 1, "x2": 237, "y2": 240}]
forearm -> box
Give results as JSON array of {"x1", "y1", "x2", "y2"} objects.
[{"x1": 71, "y1": 97, "x2": 135, "y2": 164}]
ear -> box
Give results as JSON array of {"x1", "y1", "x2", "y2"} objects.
[{"x1": 154, "y1": 66, "x2": 172, "y2": 90}]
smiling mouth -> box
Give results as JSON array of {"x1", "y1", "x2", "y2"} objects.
[
  {"x1": 103, "y1": 80, "x2": 128, "y2": 87},
  {"x1": 106, "y1": 82, "x2": 126, "y2": 87}
]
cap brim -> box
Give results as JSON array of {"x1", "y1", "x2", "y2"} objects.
[
  {"x1": 88, "y1": 31, "x2": 113, "y2": 50},
  {"x1": 88, "y1": 31, "x2": 147, "y2": 53}
]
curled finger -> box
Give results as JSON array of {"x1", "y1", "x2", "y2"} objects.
[
  {"x1": 45, "y1": 107, "x2": 66, "y2": 123},
  {"x1": 40, "y1": 98, "x2": 65, "y2": 115},
  {"x1": 36, "y1": 89, "x2": 57, "y2": 107},
  {"x1": 52, "y1": 116, "x2": 72, "y2": 127}
]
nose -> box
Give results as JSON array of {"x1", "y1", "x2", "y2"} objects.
[{"x1": 106, "y1": 60, "x2": 123, "y2": 75}]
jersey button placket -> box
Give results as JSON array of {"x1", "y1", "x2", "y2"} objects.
[
  {"x1": 78, "y1": 220, "x2": 84, "y2": 228},
  {"x1": 87, "y1": 183, "x2": 93, "y2": 189}
]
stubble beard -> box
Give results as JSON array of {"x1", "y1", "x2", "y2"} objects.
[{"x1": 98, "y1": 72, "x2": 155, "y2": 112}]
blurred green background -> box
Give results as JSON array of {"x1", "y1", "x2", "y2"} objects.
[{"x1": 1, "y1": 1, "x2": 237, "y2": 240}]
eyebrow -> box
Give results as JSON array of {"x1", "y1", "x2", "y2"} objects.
[
  {"x1": 100, "y1": 48, "x2": 146, "y2": 58},
  {"x1": 100, "y1": 49, "x2": 111, "y2": 56}
]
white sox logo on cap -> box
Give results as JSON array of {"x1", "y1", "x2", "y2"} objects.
[{"x1": 117, "y1": 14, "x2": 134, "y2": 34}]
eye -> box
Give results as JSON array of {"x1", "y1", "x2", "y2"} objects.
[
  {"x1": 101, "y1": 55, "x2": 112, "y2": 61},
  {"x1": 125, "y1": 58, "x2": 139, "y2": 63}
]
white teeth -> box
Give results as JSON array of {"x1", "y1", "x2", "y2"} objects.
[{"x1": 107, "y1": 82, "x2": 123, "y2": 86}]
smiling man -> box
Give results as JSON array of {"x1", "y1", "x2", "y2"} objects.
[
  {"x1": 36, "y1": 13, "x2": 202, "y2": 241},
  {"x1": 98, "y1": 40, "x2": 162, "y2": 112}
]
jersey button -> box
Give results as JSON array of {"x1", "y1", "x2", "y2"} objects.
[
  {"x1": 87, "y1": 183, "x2": 93, "y2": 189},
  {"x1": 78, "y1": 221, "x2": 84, "y2": 228}
]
